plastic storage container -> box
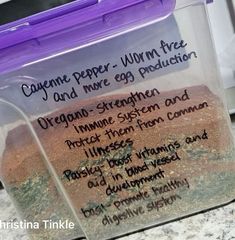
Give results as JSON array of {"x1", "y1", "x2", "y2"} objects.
[{"x1": 0, "y1": 0, "x2": 235, "y2": 240}]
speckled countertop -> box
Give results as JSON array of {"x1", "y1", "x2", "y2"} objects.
[
  {"x1": 1, "y1": 124, "x2": 235, "y2": 240},
  {"x1": 0, "y1": 188, "x2": 235, "y2": 240}
]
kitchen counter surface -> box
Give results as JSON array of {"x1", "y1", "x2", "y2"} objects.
[{"x1": 0, "y1": 188, "x2": 235, "y2": 240}]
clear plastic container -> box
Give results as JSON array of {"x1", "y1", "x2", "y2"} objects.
[{"x1": 0, "y1": 0, "x2": 234, "y2": 240}]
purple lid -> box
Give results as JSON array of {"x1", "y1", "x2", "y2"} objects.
[
  {"x1": 0, "y1": 0, "x2": 176, "y2": 73},
  {"x1": 0, "y1": 0, "x2": 99, "y2": 49}
]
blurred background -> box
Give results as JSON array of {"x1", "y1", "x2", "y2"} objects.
[{"x1": 207, "y1": 0, "x2": 235, "y2": 114}]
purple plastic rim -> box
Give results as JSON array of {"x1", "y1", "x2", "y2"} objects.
[
  {"x1": 0, "y1": 0, "x2": 175, "y2": 50},
  {"x1": 0, "y1": 0, "x2": 213, "y2": 51},
  {"x1": 0, "y1": 0, "x2": 213, "y2": 74},
  {"x1": 0, "y1": 0, "x2": 176, "y2": 73}
]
